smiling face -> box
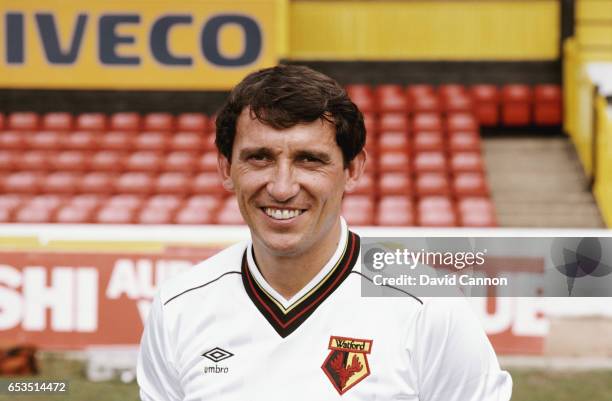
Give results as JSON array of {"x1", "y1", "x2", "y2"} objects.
[{"x1": 218, "y1": 109, "x2": 365, "y2": 259}]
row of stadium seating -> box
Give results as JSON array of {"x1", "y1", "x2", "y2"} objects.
[{"x1": 348, "y1": 83, "x2": 562, "y2": 126}]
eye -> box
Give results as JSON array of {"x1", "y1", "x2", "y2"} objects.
[{"x1": 298, "y1": 155, "x2": 322, "y2": 163}]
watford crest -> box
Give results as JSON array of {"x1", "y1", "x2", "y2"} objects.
[{"x1": 322, "y1": 336, "x2": 373, "y2": 395}]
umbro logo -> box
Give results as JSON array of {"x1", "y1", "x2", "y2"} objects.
[{"x1": 202, "y1": 347, "x2": 234, "y2": 363}]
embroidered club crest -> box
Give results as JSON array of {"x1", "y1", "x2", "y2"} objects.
[{"x1": 322, "y1": 336, "x2": 373, "y2": 395}]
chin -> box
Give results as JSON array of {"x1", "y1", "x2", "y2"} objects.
[{"x1": 258, "y1": 231, "x2": 307, "y2": 256}]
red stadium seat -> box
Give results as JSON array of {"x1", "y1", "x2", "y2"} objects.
[
  {"x1": 90, "y1": 151, "x2": 125, "y2": 172},
  {"x1": 379, "y1": 113, "x2": 409, "y2": 132},
  {"x1": 459, "y1": 209, "x2": 497, "y2": 227},
  {"x1": 95, "y1": 206, "x2": 135, "y2": 224},
  {"x1": 202, "y1": 133, "x2": 217, "y2": 152},
  {"x1": 413, "y1": 131, "x2": 444, "y2": 152},
  {"x1": 376, "y1": 85, "x2": 409, "y2": 112},
  {"x1": 376, "y1": 202, "x2": 414, "y2": 226},
  {"x1": 55, "y1": 204, "x2": 94, "y2": 223},
  {"x1": 3, "y1": 172, "x2": 42, "y2": 193},
  {"x1": 28, "y1": 194, "x2": 64, "y2": 211},
  {"x1": 192, "y1": 172, "x2": 225, "y2": 194},
  {"x1": 177, "y1": 113, "x2": 209, "y2": 132},
  {"x1": 378, "y1": 152, "x2": 410, "y2": 173},
  {"x1": 43, "y1": 172, "x2": 80, "y2": 194},
  {"x1": 458, "y1": 197, "x2": 494, "y2": 215},
  {"x1": 110, "y1": 112, "x2": 140, "y2": 131},
  {"x1": 379, "y1": 195, "x2": 411, "y2": 209},
  {"x1": 156, "y1": 172, "x2": 190, "y2": 194},
  {"x1": 217, "y1": 197, "x2": 245, "y2": 225},
  {"x1": 378, "y1": 132, "x2": 410, "y2": 153},
  {"x1": 412, "y1": 94, "x2": 441, "y2": 113},
  {"x1": 363, "y1": 113, "x2": 377, "y2": 136},
  {"x1": 0, "y1": 131, "x2": 25, "y2": 150},
  {"x1": 107, "y1": 194, "x2": 143, "y2": 210},
  {"x1": 450, "y1": 152, "x2": 484, "y2": 173},
  {"x1": 76, "y1": 113, "x2": 106, "y2": 131},
  {"x1": 447, "y1": 113, "x2": 478, "y2": 132},
  {"x1": 175, "y1": 207, "x2": 213, "y2": 224},
  {"x1": 342, "y1": 195, "x2": 374, "y2": 226},
  {"x1": 42, "y1": 113, "x2": 73, "y2": 131},
  {"x1": 351, "y1": 173, "x2": 375, "y2": 195},
  {"x1": 62, "y1": 131, "x2": 98, "y2": 151},
  {"x1": 412, "y1": 113, "x2": 443, "y2": 132},
  {"x1": 27, "y1": 130, "x2": 63, "y2": 150},
  {"x1": 137, "y1": 207, "x2": 175, "y2": 224},
  {"x1": 0, "y1": 150, "x2": 16, "y2": 171},
  {"x1": 417, "y1": 196, "x2": 453, "y2": 213},
  {"x1": 115, "y1": 172, "x2": 154, "y2": 194},
  {"x1": 438, "y1": 84, "x2": 466, "y2": 99},
  {"x1": 448, "y1": 131, "x2": 480, "y2": 152},
  {"x1": 534, "y1": 84, "x2": 562, "y2": 125},
  {"x1": 379, "y1": 173, "x2": 412, "y2": 196},
  {"x1": 415, "y1": 172, "x2": 450, "y2": 196},
  {"x1": 164, "y1": 152, "x2": 197, "y2": 173},
  {"x1": 143, "y1": 113, "x2": 174, "y2": 132},
  {"x1": 80, "y1": 172, "x2": 115, "y2": 194},
  {"x1": 146, "y1": 194, "x2": 183, "y2": 210},
  {"x1": 198, "y1": 152, "x2": 219, "y2": 172},
  {"x1": 346, "y1": 85, "x2": 375, "y2": 113},
  {"x1": 99, "y1": 131, "x2": 133, "y2": 151},
  {"x1": 443, "y1": 94, "x2": 473, "y2": 113},
  {"x1": 453, "y1": 172, "x2": 489, "y2": 197},
  {"x1": 501, "y1": 84, "x2": 532, "y2": 126},
  {"x1": 15, "y1": 206, "x2": 53, "y2": 223},
  {"x1": 470, "y1": 85, "x2": 500, "y2": 126},
  {"x1": 8, "y1": 112, "x2": 39, "y2": 131},
  {"x1": 406, "y1": 84, "x2": 435, "y2": 101},
  {"x1": 70, "y1": 194, "x2": 105, "y2": 209},
  {"x1": 413, "y1": 151, "x2": 446, "y2": 173},
  {"x1": 133, "y1": 132, "x2": 169, "y2": 151},
  {"x1": 18, "y1": 151, "x2": 49, "y2": 171},
  {"x1": 125, "y1": 151, "x2": 162, "y2": 172},
  {"x1": 418, "y1": 209, "x2": 457, "y2": 227},
  {"x1": 0, "y1": 113, "x2": 4, "y2": 129},
  {"x1": 50, "y1": 151, "x2": 88, "y2": 172},
  {"x1": 186, "y1": 194, "x2": 222, "y2": 210},
  {"x1": 170, "y1": 132, "x2": 203, "y2": 152}
]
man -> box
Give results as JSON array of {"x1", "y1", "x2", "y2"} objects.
[{"x1": 137, "y1": 65, "x2": 512, "y2": 400}]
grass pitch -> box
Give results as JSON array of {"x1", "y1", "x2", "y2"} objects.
[{"x1": 2, "y1": 353, "x2": 612, "y2": 401}]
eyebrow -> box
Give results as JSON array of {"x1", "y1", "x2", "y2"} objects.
[
  {"x1": 238, "y1": 147, "x2": 274, "y2": 160},
  {"x1": 294, "y1": 150, "x2": 332, "y2": 163},
  {"x1": 238, "y1": 147, "x2": 332, "y2": 163}
]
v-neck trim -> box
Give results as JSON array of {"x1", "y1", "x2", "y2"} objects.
[{"x1": 241, "y1": 220, "x2": 360, "y2": 338}]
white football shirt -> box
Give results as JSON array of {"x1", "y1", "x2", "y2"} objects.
[{"x1": 138, "y1": 219, "x2": 512, "y2": 400}]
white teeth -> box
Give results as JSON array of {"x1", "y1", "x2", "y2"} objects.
[{"x1": 264, "y1": 208, "x2": 303, "y2": 220}]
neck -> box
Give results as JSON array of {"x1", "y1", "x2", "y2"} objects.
[{"x1": 252, "y1": 219, "x2": 343, "y2": 300}]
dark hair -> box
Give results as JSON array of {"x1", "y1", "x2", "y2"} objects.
[{"x1": 215, "y1": 64, "x2": 366, "y2": 166}]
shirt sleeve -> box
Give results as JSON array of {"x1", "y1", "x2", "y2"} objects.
[
  {"x1": 137, "y1": 294, "x2": 184, "y2": 401},
  {"x1": 412, "y1": 298, "x2": 512, "y2": 401}
]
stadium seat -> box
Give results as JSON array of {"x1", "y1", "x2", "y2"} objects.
[
  {"x1": 363, "y1": 113, "x2": 378, "y2": 135},
  {"x1": 470, "y1": 85, "x2": 500, "y2": 126},
  {"x1": 99, "y1": 131, "x2": 133, "y2": 151},
  {"x1": 115, "y1": 172, "x2": 154, "y2": 194},
  {"x1": 137, "y1": 207, "x2": 175, "y2": 224},
  {"x1": 50, "y1": 151, "x2": 88, "y2": 171},
  {"x1": 415, "y1": 172, "x2": 450, "y2": 196},
  {"x1": 0, "y1": 113, "x2": 4, "y2": 129},
  {"x1": 3, "y1": 172, "x2": 41, "y2": 193},
  {"x1": 76, "y1": 113, "x2": 107, "y2": 131},
  {"x1": 0, "y1": 150, "x2": 16, "y2": 171},
  {"x1": 457, "y1": 197, "x2": 494, "y2": 215},
  {"x1": 155, "y1": 172, "x2": 190, "y2": 194},
  {"x1": 447, "y1": 113, "x2": 478, "y2": 132},
  {"x1": 412, "y1": 94, "x2": 441, "y2": 113},
  {"x1": 448, "y1": 131, "x2": 480, "y2": 152},
  {"x1": 107, "y1": 194, "x2": 144, "y2": 209},
  {"x1": 443, "y1": 94, "x2": 473, "y2": 113},
  {"x1": 351, "y1": 173, "x2": 375, "y2": 195},
  {"x1": 55, "y1": 204, "x2": 94, "y2": 223},
  {"x1": 42, "y1": 113, "x2": 73, "y2": 131},
  {"x1": 534, "y1": 84, "x2": 562, "y2": 125},
  {"x1": 43, "y1": 172, "x2": 80, "y2": 194},
  {"x1": 95, "y1": 206, "x2": 135, "y2": 224},
  {"x1": 125, "y1": 151, "x2": 162, "y2": 172},
  {"x1": 186, "y1": 194, "x2": 222, "y2": 210},
  {"x1": 379, "y1": 173, "x2": 412, "y2": 196},
  {"x1": 450, "y1": 152, "x2": 484, "y2": 173},
  {"x1": 438, "y1": 84, "x2": 466, "y2": 99},
  {"x1": 133, "y1": 132, "x2": 169, "y2": 151},
  {"x1": 202, "y1": 134, "x2": 217, "y2": 152},
  {"x1": 192, "y1": 172, "x2": 225, "y2": 194},
  {"x1": 198, "y1": 152, "x2": 219, "y2": 172},
  {"x1": 177, "y1": 113, "x2": 209, "y2": 132},
  {"x1": 70, "y1": 194, "x2": 105, "y2": 209},
  {"x1": 406, "y1": 84, "x2": 435, "y2": 101},
  {"x1": 110, "y1": 112, "x2": 140, "y2": 131},
  {"x1": 8, "y1": 112, "x2": 39, "y2": 131},
  {"x1": 170, "y1": 132, "x2": 203, "y2": 152},
  {"x1": 144, "y1": 113, "x2": 174, "y2": 132},
  {"x1": 501, "y1": 84, "x2": 532, "y2": 126},
  {"x1": 15, "y1": 206, "x2": 53, "y2": 223},
  {"x1": 164, "y1": 152, "x2": 197, "y2": 173},
  {"x1": 90, "y1": 151, "x2": 125, "y2": 172},
  {"x1": 346, "y1": 85, "x2": 375, "y2": 113},
  {"x1": 376, "y1": 203, "x2": 414, "y2": 226},
  {"x1": 175, "y1": 207, "x2": 213, "y2": 224},
  {"x1": 417, "y1": 196, "x2": 453, "y2": 212},
  {"x1": 459, "y1": 210, "x2": 497, "y2": 227},
  {"x1": 0, "y1": 131, "x2": 27, "y2": 150},
  {"x1": 378, "y1": 132, "x2": 410, "y2": 153},
  {"x1": 18, "y1": 151, "x2": 49, "y2": 171},
  {"x1": 379, "y1": 113, "x2": 409, "y2": 132},
  {"x1": 80, "y1": 172, "x2": 115, "y2": 194},
  {"x1": 378, "y1": 152, "x2": 410, "y2": 173},
  {"x1": 376, "y1": 85, "x2": 409, "y2": 112},
  {"x1": 412, "y1": 113, "x2": 443, "y2": 132},
  {"x1": 342, "y1": 195, "x2": 374, "y2": 226},
  {"x1": 453, "y1": 172, "x2": 489, "y2": 197},
  {"x1": 413, "y1": 151, "x2": 447, "y2": 173},
  {"x1": 413, "y1": 131, "x2": 444, "y2": 152},
  {"x1": 418, "y1": 209, "x2": 457, "y2": 227},
  {"x1": 62, "y1": 131, "x2": 98, "y2": 151},
  {"x1": 217, "y1": 197, "x2": 245, "y2": 225},
  {"x1": 146, "y1": 194, "x2": 183, "y2": 210},
  {"x1": 27, "y1": 130, "x2": 63, "y2": 150}
]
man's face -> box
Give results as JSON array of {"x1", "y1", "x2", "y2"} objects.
[{"x1": 218, "y1": 109, "x2": 364, "y2": 257}]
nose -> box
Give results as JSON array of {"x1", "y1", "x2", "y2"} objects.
[{"x1": 266, "y1": 160, "x2": 299, "y2": 202}]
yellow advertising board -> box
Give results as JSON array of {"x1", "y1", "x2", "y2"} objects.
[{"x1": 0, "y1": 0, "x2": 286, "y2": 90}]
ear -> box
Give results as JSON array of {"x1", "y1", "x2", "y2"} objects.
[
  {"x1": 217, "y1": 152, "x2": 235, "y2": 192},
  {"x1": 344, "y1": 149, "x2": 367, "y2": 193}
]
